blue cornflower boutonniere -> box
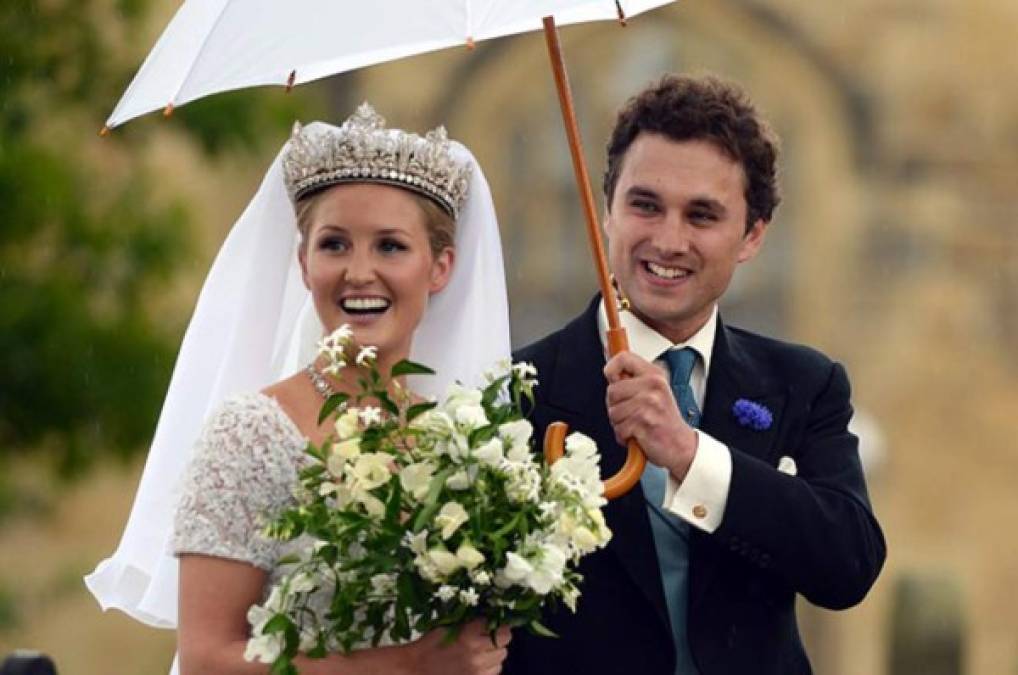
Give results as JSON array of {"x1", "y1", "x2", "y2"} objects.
[{"x1": 732, "y1": 398, "x2": 773, "y2": 431}]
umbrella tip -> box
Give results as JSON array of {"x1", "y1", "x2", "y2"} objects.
[
  {"x1": 465, "y1": 36, "x2": 476, "y2": 50},
  {"x1": 163, "y1": 102, "x2": 175, "y2": 118},
  {"x1": 615, "y1": 0, "x2": 627, "y2": 26},
  {"x1": 99, "y1": 125, "x2": 111, "y2": 137},
  {"x1": 286, "y1": 70, "x2": 296, "y2": 92}
]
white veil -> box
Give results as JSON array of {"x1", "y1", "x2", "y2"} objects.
[{"x1": 84, "y1": 122, "x2": 511, "y2": 634}]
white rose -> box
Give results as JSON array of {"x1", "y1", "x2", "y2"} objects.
[
  {"x1": 434, "y1": 502, "x2": 469, "y2": 539},
  {"x1": 446, "y1": 469, "x2": 471, "y2": 490},
  {"x1": 244, "y1": 634, "x2": 283, "y2": 664},
  {"x1": 334, "y1": 408, "x2": 360, "y2": 440},
  {"x1": 428, "y1": 548, "x2": 463, "y2": 576},
  {"x1": 527, "y1": 543, "x2": 567, "y2": 594},
  {"x1": 350, "y1": 452, "x2": 392, "y2": 490},
  {"x1": 455, "y1": 404, "x2": 488, "y2": 429},
  {"x1": 472, "y1": 437, "x2": 504, "y2": 467},
  {"x1": 456, "y1": 542, "x2": 486, "y2": 570},
  {"x1": 400, "y1": 462, "x2": 436, "y2": 501},
  {"x1": 571, "y1": 526, "x2": 599, "y2": 552},
  {"x1": 499, "y1": 419, "x2": 534, "y2": 448},
  {"x1": 502, "y1": 552, "x2": 534, "y2": 584},
  {"x1": 444, "y1": 383, "x2": 483, "y2": 412}
]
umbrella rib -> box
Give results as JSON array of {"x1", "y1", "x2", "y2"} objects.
[{"x1": 167, "y1": 0, "x2": 241, "y2": 109}]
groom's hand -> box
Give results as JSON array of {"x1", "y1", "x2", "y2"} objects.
[{"x1": 604, "y1": 351, "x2": 698, "y2": 482}]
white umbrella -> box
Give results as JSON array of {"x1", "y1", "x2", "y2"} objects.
[
  {"x1": 104, "y1": 0, "x2": 674, "y2": 129},
  {"x1": 106, "y1": 0, "x2": 676, "y2": 498}
]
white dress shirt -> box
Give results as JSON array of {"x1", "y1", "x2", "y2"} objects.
[{"x1": 598, "y1": 301, "x2": 732, "y2": 532}]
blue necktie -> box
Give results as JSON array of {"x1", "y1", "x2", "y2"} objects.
[{"x1": 640, "y1": 347, "x2": 701, "y2": 674}]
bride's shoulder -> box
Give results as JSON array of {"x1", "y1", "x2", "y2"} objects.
[{"x1": 199, "y1": 391, "x2": 303, "y2": 451}]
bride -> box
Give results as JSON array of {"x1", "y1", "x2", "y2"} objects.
[{"x1": 86, "y1": 104, "x2": 512, "y2": 674}]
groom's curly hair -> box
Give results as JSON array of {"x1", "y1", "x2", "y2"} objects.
[{"x1": 603, "y1": 74, "x2": 781, "y2": 231}]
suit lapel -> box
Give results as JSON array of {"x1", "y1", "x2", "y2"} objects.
[{"x1": 544, "y1": 299, "x2": 671, "y2": 632}]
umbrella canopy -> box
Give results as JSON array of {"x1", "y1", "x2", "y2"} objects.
[{"x1": 106, "y1": 0, "x2": 673, "y2": 129}]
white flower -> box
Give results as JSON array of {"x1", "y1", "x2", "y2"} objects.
[
  {"x1": 436, "y1": 584, "x2": 458, "y2": 602},
  {"x1": 471, "y1": 569, "x2": 492, "y2": 586},
  {"x1": 411, "y1": 409, "x2": 454, "y2": 435},
  {"x1": 355, "y1": 345, "x2": 378, "y2": 366},
  {"x1": 564, "y1": 432, "x2": 598, "y2": 460},
  {"x1": 288, "y1": 571, "x2": 316, "y2": 594},
  {"x1": 455, "y1": 404, "x2": 488, "y2": 429},
  {"x1": 319, "y1": 481, "x2": 338, "y2": 496},
  {"x1": 400, "y1": 461, "x2": 436, "y2": 500},
  {"x1": 459, "y1": 587, "x2": 480, "y2": 606},
  {"x1": 244, "y1": 633, "x2": 283, "y2": 664},
  {"x1": 263, "y1": 585, "x2": 288, "y2": 612},
  {"x1": 456, "y1": 542, "x2": 485, "y2": 570},
  {"x1": 528, "y1": 543, "x2": 567, "y2": 594},
  {"x1": 500, "y1": 420, "x2": 534, "y2": 462},
  {"x1": 505, "y1": 463, "x2": 542, "y2": 504},
  {"x1": 334, "y1": 408, "x2": 360, "y2": 440},
  {"x1": 446, "y1": 469, "x2": 471, "y2": 490},
  {"x1": 333, "y1": 437, "x2": 362, "y2": 460},
  {"x1": 324, "y1": 361, "x2": 345, "y2": 376},
  {"x1": 358, "y1": 406, "x2": 383, "y2": 427},
  {"x1": 571, "y1": 526, "x2": 599, "y2": 552},
  {"x1": 434, "y1": 501, "x2": 469, "y2": 539},
  {"x1": 428, "y1": 548, "x2": 463, "y2": 576},
  {"x1": 299, "y1": 627, "x2": 318, "y2": 652},
  {"x1": 402, "y1": 530, "x2": 429, "y2": 554},
  {"x1": 562, "y1": 584, "x2": 580, "y2": 612},
  {"x1": 472, "y1": 437, "x2": 504, "y2": 467},
  {"x1": 358, "y1": 491, "x2": 386, "y2": 519},
  {"x1": 325, "y1": 324, "x2": 353, "y2": 344},
  {"x1": 512, "y1": 362, "x2": 538, "y2": 379},
  {"x1": 443, "y1": 383, "x2": 483, "y2": 412},
  {"x1": 246, "y1": 603, "x2": 273, "y2": 632},
  {"x1": 370, "y1": 573, "x2": 396, "y2": 596},
  {"x1": 349, "y1": 453, "x2": 392, "y2": 490},
  {"x1": 501, "y1": 552, "x2": 534, "y2": 585}
]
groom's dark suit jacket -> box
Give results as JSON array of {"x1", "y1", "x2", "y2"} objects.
[{"x1": 505, "y1": 297, "x2": 885, "y2": 675}]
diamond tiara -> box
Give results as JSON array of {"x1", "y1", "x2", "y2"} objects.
[{"x1": 282, "y1": 104, "x2": 471, "y2": 218}]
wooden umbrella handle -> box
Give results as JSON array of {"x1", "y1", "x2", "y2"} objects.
[
  {"x1": 544, "y1": 421, "x2": 645, "y2": 501},
  {"x1": 541, "y1": 16, "x2": 645, "y2": 500}
]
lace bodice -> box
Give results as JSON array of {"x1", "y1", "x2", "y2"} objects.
[{"x1": 172, "y1": 393, "x2": 311, "y2": 575}]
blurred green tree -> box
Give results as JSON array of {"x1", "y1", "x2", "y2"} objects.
[{"x1": 0, "y1": 0, "x2": 321, "y2": 518}]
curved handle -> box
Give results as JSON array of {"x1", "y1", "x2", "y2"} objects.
[{"x1": 543, "y1": 421, "x2": 646, "y2": 501}]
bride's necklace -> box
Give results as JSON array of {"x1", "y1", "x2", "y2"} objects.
[{"x1": 305, "y1": 364, "x2": 336, "y2": 399}]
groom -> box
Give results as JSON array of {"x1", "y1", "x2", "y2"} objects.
[{"x1": 506, "y1": 75, "x2": 885, "y2": 674}]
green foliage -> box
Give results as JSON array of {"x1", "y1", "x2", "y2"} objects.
[{"x1": 0, "y1": 0, "x2": 323, "y2": 514}]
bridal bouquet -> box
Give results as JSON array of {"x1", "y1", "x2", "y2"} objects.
[{"x1": 245, "y1": 326, "x2": 611, "y2": 673}]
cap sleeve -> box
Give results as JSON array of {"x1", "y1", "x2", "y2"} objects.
[{"x1": 172, "y1": 394, "x2": 307, "y2": 570}]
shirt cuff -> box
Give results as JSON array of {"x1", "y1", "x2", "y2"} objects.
[{"x1": 663, "y1": 430, "x2": 732, "y2": 532}]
